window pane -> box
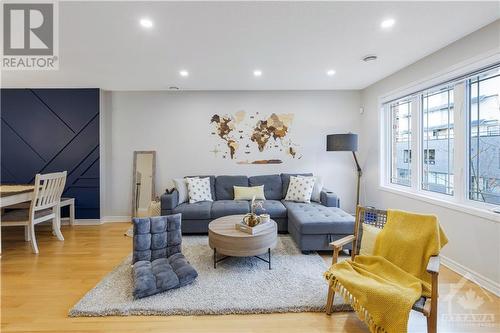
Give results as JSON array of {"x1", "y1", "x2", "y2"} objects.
[
  {"x1": 469, "y1": 68, "x2": 500, "y2": 205},
  {"x1": 390, "y1": 99, "x2": 412, "y2": 186},
  {"x1": 422, "y1": 88, "x2": 454, "y2": 195}
]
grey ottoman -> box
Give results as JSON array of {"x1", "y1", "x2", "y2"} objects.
[
  {"x1": 283, "y1": 201, "x2": 355, "y2": 252},
  {"x1": 132, "y1": 214, "x2": 198, "y2": 299}
]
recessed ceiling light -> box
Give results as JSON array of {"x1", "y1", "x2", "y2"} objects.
[
  {"x1": 381, "y1": 18, "x2": 395, "y2": 29},
  {"x1": 140, "y1": 18, "x2": 153, "y2": 28},
  {"x1": 179, "y1": 70, "x2": 189, "y2": 77},
  {"x1": 326, "y1": 69, "x2": 336, "y2": 76},
  {"x1": 362, "y1": 55, "x2": 378, "y2": 62},
  {"x1": 253, "y1": 70, "x2": 262, "y2": 77}
]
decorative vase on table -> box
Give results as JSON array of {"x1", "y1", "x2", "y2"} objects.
[{"x1": 243, "y1": 196, "x2": 264, "y2": 227}]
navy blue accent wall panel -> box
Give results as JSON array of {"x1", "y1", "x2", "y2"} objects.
[{"x1": 1, "y1": 88, "x2": 100, "y2": 219}]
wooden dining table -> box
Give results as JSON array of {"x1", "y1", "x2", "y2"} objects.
[
  {"x1": 0, "y1": 185, "x2": 35, "y2": 255},
  {"x1": 1, "y1": 185, "x2": 35, "y2": 206}
]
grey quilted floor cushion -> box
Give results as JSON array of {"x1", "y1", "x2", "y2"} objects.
[
  {"x1": 133, "y1": 253, "x2": 198, "y2": 299},
  {"x1": 132, "y1": 214, "x2": 198, "y2": 299}
]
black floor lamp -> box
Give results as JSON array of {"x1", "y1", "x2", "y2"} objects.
[{"x1": 326, "y1": 133, "x2": 362, "y2": 206}]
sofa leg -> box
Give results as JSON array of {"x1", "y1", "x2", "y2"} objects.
[{"x1": 302, "y1": 250, "x2": 312, "y2": 255}]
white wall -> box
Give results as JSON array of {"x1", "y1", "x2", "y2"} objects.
[
  {"x1": 102, "y1": 90, "x2": 361, "y2": 218},
  {"x1": 360, "y1": 20, "x2": 500, "y2": 293}
]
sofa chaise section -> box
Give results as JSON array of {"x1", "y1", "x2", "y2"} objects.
[{"x1": 284, "y1": 201, "x2": 355, "y2": 252}]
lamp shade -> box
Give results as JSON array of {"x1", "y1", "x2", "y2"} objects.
[{"x1": 326, "y1": 133, "x2": 358, "y2": 152}]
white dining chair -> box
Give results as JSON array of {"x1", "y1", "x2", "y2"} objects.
[{"x1": 1, "y1": 171, "x2": 67, "y2": 254}]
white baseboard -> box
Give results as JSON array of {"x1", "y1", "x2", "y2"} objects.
[
  {"x1": 57, "y1": 217, "x2": 131, "y2": 225},
  {"x1": 72, "y1": 219, "x2": 102, "y2": 225},
  {"x1": 41, "y1": 219, "x2": 102, "y2": 226},
  {"x1": 100, "y1": 216, "x2": 131, "y2": 223},
  {"x1": 441, "y1": 255, "x2": 500, "y2": 297}
]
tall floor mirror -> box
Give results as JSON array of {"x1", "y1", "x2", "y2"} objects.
[{"x1": 132, "y1": 151, "x2": 156, "y2": 217}]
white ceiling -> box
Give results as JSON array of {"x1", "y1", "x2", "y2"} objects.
[{"x1": 2, "y1": 1, "x2": 499, "y2": 91}]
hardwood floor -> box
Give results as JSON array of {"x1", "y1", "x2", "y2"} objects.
[{"x1": 1, "y1": 223, "x2": 499, "y2": 333}]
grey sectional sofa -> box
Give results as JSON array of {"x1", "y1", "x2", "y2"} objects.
[{"x1": 161, "y1": 173, "x2": 355, "y2": 252}]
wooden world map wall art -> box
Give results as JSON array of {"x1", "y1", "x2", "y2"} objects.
[{"x1": 210, "y1": 110, "x2": 302, "y2": 164}]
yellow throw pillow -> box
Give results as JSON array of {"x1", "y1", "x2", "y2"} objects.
[
  {"x1": 359, "y1": 224, "x2": 382, "y2": 256},
  {"x1": 233, "y1": 185, "x2": 266, "y2": 200}
]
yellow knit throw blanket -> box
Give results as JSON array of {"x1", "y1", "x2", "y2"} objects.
[{"x1": 324, "y1": 209, "x2": 448, "y2": 333}]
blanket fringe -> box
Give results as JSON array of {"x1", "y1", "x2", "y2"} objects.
[{"x1": 327, "y1": 274, "x2": 388, "y2": 333}]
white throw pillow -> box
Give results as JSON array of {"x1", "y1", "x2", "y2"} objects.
[
  {"x1": 285, "y1": 176, "x2": 315, "y2": 203},
  {"x1": 299, "y1": 175, "x2": 323, "y2": 202},
  {"x1": 173, "y1": 178, "x2": 190, "y2": 204},
  {"x1": 311, "y1": 176, "x2": 324, "y2": 202},
  {"x1": 186, "y1": 177, "x2": 213, "y2": 203}
]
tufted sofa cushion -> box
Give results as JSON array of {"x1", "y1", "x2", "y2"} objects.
[
  {"x1": 173, "y1": 201, "x2": 212, "y2": 220},
  {"x1": 211, "y1": 200, "x2": 250, "y2": 218},
  {"x1": 249, "y1": 174, "x2": 283, "y2": 200},
  {"x1": 283, "y1": 201, "x2": 355, "y2": 234},
  {"x1": 132, "y1": 214, "x2": 198, "y2": 299},
  {"x1": 215, "y1": 175, "x2": 249, "y2": 200},
  {"x1": 254, "y1": 200, "x2": 287, "y2": 218}
]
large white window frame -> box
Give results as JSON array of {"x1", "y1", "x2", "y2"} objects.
[{"x1": 379, "y1": 59, "x2": 500, "y2": 222}]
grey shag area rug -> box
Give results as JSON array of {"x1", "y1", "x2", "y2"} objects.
[{"x1": 69, "y1": 235, "x2": 350, "y2": 317}]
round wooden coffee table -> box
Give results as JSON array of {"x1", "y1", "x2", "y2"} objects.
[{"x1": 208, "y1": 214, "x2": 278, "y2": 269}]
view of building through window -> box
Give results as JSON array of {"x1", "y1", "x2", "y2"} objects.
[
  {"x1": 469, "y1": 68, "x2": 500, "y2": 205},
  {"x1": 422, "y1": 88, "x2": 454, "y2": 195},
  {"x1": 390, "y1": 100, "x2": 412, "y2": 186}
]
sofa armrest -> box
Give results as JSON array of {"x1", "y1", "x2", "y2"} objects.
[
  {"x1": 161, "y1": 190, "x2": 179, "y2": 210},
  {"x1": 320, "y1": 190, "x2": 339, "y2": 208}
]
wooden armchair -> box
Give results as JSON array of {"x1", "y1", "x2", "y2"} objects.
[{"x1": 325, "y1": 206, "x2": 440, "y2": 333}]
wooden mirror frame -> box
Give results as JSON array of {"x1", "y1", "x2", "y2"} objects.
[{"x1": 132, "y1": 151, "x2": 156, "y2": 217}]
